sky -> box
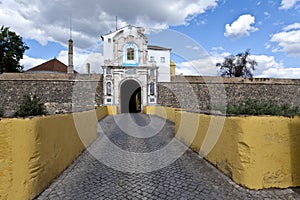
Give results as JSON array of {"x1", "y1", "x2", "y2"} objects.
[{"x1": 0, "y1": 0, "x2": 299, "y2": 78}]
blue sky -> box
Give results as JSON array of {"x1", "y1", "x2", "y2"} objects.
[{"x1": 0, "y1": 0, "x2": 299, "y2": 77}]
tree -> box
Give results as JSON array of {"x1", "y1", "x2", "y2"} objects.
[
  {"x1": 0, "y1": 26, "x2": 29, "y2": 73},
  {"x1": 216, "y1": 49, "x2": 257, "y2": 78}
]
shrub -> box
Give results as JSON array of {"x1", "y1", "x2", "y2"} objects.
[
  {"x1": 227, "y1": 99, "x2": 300, "y2": 117},
  {"x1": 14, "y1": 94, "x2": 47, "y2": 117}
]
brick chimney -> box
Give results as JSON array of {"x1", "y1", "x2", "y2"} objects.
[{"x1": 68, "y1": 39, "x2": 74, "y2": 74}]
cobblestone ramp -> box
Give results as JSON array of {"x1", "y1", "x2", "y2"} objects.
[{"x1": 36, "y1": 114, "x2": 299, "y2": 200}]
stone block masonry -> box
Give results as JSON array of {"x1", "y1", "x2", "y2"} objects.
[
  {"x1": 0, "y1": 73, "x2": 103, "y2": 117},
  {"x1": 1, "y1": 73, "x2": 300, "y2": 116},
  {"x1": 158, "y1": 76, "x2": 300, "y2": 111}
]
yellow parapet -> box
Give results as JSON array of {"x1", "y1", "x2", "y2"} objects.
[
  {"x1": 148, "y1": 106, "x2": 300, "y2": 189},
  {"x1": 143, "y1": 106, "x2": 178, "y2": 122},
  {"x1": 0, "y1": 107, "x2": 107, "y2": 200},
  {"x1": 106, "y1": 105, "x2": 118, "y2": 115}
]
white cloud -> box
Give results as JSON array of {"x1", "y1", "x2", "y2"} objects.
[
  {"x1": 270, "y1": 23, "x2": 300, "y2": 57},
  {"x1": 283, "y1": 22, "x2": 300, "y2": 31},
  {"x1": 186, "y1": 45, "x2": 200, "y2": 50},
  {"x1": 0, "y1": 0, "x2": 218, "y2": 49},
  {"x1": 175, "y1": 49, "x2": 300, "y2": 79},
  {"x1": 257, "y1": 67, "x2": 300, "y2": 78},
  {"x1": 21, "y1": 48, "x2": 104, "y2": 74},
  {"x1": 264, "y1": 12, "x2": 271, "y2": 18},
  {"x1": 175, "y1": 48, "x2": 229, "y2": 76},
  {"x1": 224, "y1": 14, "x2": 258, "y2": 39},
  {"x1": 211, "y1": 46, "x2": 224, "y2": 51},
  {"x1": 279, "y1": 0, "x2": 299, "y2": 10},
  {"x1": 20, "y1": 55, "x2": 47, "y2": 71},
  {"x1": 251, "y1": 55, "x2": 284, "y2": 77},
  {"x1": 56, "y1": 48, "x2": 104, "y2": 74},
  {"x1": 176, "y1": 57, "x2": 219, "y2": 76},
  {"x1": 176, "y1": 45, "x2": 299, "y2": 79}
]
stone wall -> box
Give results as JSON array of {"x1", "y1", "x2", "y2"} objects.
[
  {"x1": 0, "y1": 73, "x2": 103, "y2": 116},
  {"x1": 1, "y1": 73, "x2": 300, "y2": 116},
  {"x1": 158, "y1": 76, "x2": 300, "y2": 111}
]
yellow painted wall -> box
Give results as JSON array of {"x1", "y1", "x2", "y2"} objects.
[
  {"x1": 147, "y1": 106, "x2": 300, "y2": 189},
  {"x1": 106, "y1": 105, "x2": 118, "y2": 115},
  {"x1": 143, "y1": 106, "x2": 178, "y2": 122},
  {"x1": 0, "y1": 107, "x2": 107, "y2": 200}
]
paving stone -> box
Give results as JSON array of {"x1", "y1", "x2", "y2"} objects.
[{"x1": 36, "y1": 114, "x2": 300, "y2": 200}]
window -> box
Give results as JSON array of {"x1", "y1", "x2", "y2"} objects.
[
  {"x1": 106, "y1": 82, "x2": 112, "y2": 96},
  {"x1": 108, "y1": 38, "x2": 111, "y2": 43},
  {"x1": 106, "y1": 68, "x2": 111, "y2": 75},
  {"x1": 122, "y1": 42, "x2": 139, "y2": 67},
  {"x1": 150, "y1": 69, "x2": 155, "y2": 77},
  {"x1": 150, "y1": 56, "x2": 155, "y2": 62},
  {"x1": 127, "y1": 48, "x2": 134, "y2": 60},
  {"x1": 160, "y1": 57, "x2": 165, "y2": 63},
  {"x1": 150, "y1": 82, "x2": 155, "y2": 95}
]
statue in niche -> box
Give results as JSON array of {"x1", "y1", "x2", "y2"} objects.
[
  {"x1": 107, "y1": 82, "x2": 112, "y2": 96},
  {"x1": 150, "y1": 82, "x2": 155, "y2": 95}
]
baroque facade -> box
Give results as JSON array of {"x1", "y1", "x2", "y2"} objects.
[{"x1": 101, "y1": 25, "x2": 171, "y2": 113}]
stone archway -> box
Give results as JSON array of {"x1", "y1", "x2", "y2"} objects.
[{"x1": 120, "y1": 80, "x2": 141, "y2": 113}]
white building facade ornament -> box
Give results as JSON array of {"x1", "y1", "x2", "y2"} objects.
[{"x1": 101, "y1": 25, "x2": 171, "y2": 113}]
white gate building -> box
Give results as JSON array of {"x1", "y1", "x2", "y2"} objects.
[{"x1": 101, "y1": 25, "x2": 171, "y2": 113}]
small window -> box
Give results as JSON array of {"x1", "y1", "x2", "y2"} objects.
[
  {"x1": 127, "y1": 48, "x2": 134, "y2": 60},
  {"x1": 108, "y1": 38, "x2": 111, "y2": 43},
  {"x1": 150, "y1": 82, "x2": 155, "y2": 95},
  {"x1": 106, "y1": 82, "x2": 112, "y2": 96},
  {"x1": 160, "y1": 57, "x2": 165, "y2": 63},
  {"x1": 150, "y1": 69, "x2": 155, "y2": 77},
  {"x1": 150, "y1": 56, "x2": 155, "y2": 62},
  {"x1": 106, "y1": 68, "x2": 111, "y2": 75}
]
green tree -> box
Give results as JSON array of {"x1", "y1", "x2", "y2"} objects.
[
  {"x1": 0, "y1": 26, "x2": 29, "y2": 73},
  {"x1": 216, "y1": 49, "x2": 257, "y2": 78}
]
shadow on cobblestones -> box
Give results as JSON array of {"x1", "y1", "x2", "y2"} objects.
[{"x1": 36, "y1": 114, "x2": 299, "y2": 200}]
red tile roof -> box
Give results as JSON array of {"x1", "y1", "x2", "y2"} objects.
[{"x1": 26, "y1": 58, "x2": 78, "y2": 74}]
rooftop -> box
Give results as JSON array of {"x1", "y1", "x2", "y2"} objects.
[
  {"x1": 26, "y1": 58, "x2": 78, "y2": 74},
  {"x1": 148, "y1": 45, "x2": 172, "y2": 51}
]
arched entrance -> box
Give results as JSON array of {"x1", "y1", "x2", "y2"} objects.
[{"x1": 120, "y1": 80, "x2": 141, "y2": 113}]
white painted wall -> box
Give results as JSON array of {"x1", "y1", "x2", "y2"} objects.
[
  {"x1": 148, "y1": 49, "x2": 171, "y2": 82},
  {"x1": 102, "y1": 34, "x2": 115, "y2": 62}
]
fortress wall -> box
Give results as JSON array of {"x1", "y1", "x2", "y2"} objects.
[
  {"x1": 1, "y1": 74, "x2": 300, "y2": 116},
  {"x1": 158, "y1": 76, "x2": 300, "y2": 110},
  {"x1": 0, "y1": 73, "x2": 103, "y2": 117}
]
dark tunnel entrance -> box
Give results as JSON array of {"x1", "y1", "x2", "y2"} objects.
[{"x1": 120, "y1": 80, "x2": 141, "y2": 113}]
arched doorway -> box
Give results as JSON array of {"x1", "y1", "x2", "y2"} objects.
[{"x1": 120, "y1": 80, "x2": 141, "y2": 113}]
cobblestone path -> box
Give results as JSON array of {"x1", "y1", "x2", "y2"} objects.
[{"x1": 37, "y1": 114, "x2": 299, "y2": 200}]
